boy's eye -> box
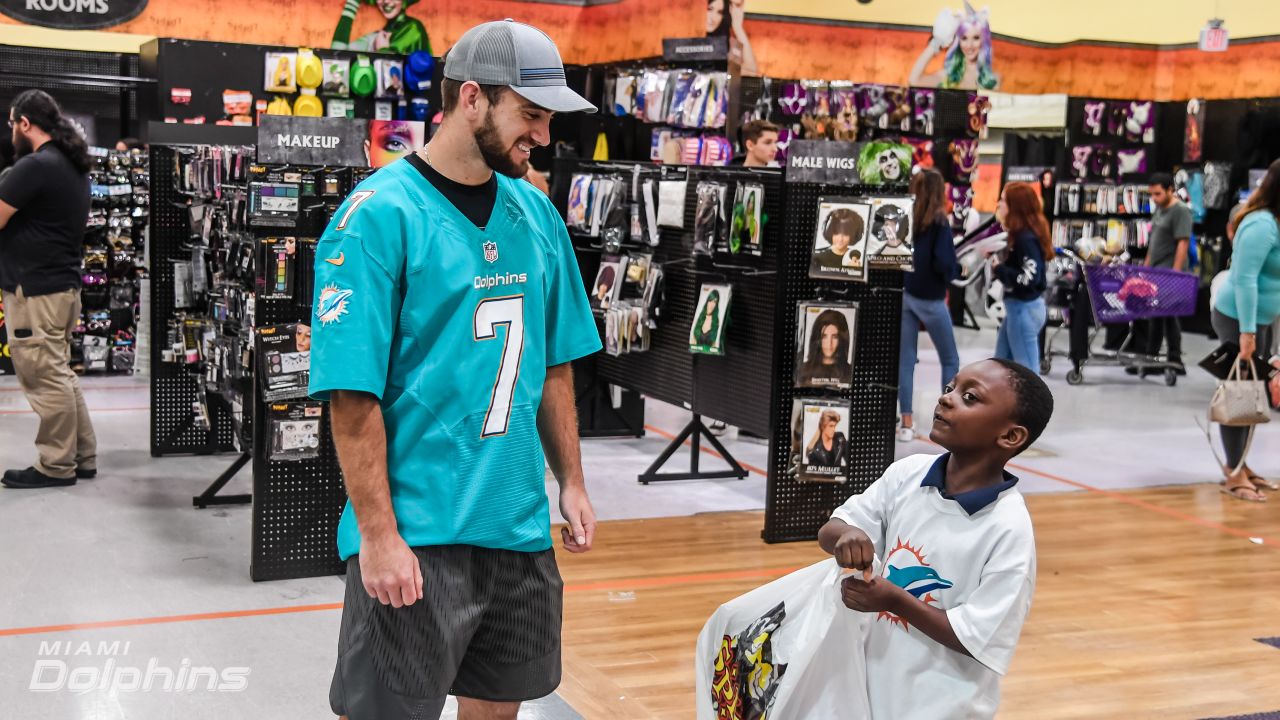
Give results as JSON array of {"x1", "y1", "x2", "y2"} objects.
[
  {"x1": 963, "y1": 392, "x2": 978, "y2": 403},
  {"x1": 943, "y1": 384, "x2": 955, "y2": 394}
]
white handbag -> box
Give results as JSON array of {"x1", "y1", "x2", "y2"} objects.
[
  {"x1": 1210, "y1": 361, "x2": 1272, "y2": 427},
  {"x1": 1202, "y1": 360, "x2": 1271, "y2": 475}
]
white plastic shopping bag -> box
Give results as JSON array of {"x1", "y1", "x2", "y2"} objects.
[{"x1": 695, "y1": 558, "x2": 872, "y2": 720}]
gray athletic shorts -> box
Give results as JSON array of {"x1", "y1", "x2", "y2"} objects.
[{"x1": 330, "y1": 545, "x2": 563, "y2": 720}]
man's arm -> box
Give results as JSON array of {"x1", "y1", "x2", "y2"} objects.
[
  {"x1": 0, "y1": 199, "x2": 16, "y2": 231},
  {"x1": 1173, "y1": 238, "x2": 1190, "y2": 272},
  {"x1": 538, "y1": 362, "x2": 595, "y2": 553},
  {"x1": 330, "y1": 389, "x2": 422, "y2": 607}
]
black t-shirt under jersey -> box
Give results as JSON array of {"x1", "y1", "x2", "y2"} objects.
[
  {"x1": 405, "y1": 153, "x2": 497, "y2": 230},
  {"x1": 0, "y1": 143, "x2": 89, "y2": 296}
]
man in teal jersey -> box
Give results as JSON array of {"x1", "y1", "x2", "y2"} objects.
[{"x1": 309, "y1": 20, "x2": 599, "y2": 720}]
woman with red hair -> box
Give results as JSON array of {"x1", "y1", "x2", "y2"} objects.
[{"x1": 993, "y1": 183, "x2": 1052, "y2": 370}]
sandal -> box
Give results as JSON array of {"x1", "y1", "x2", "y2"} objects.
[
  {"x1": 1248, "y1": 473, "x2": 1280, "y2": 491},
  {"x1": 1221, "y1": 482, "x2": 1267, "y2": 503}
]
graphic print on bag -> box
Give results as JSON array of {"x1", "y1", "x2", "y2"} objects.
[
  {"x1": 879, "y1": 538, "x2": 954, "y2": 631},
  {"x1": 710, "y1": 602, "x2": 789, "y2": 720}
]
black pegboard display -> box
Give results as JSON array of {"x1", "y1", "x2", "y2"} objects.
[
  {"x1": 762, "y1": 181, "x2": 905, "y2": 544},
  {"x1": 686, "y1": 166, "x2": 785, "y2": 438},
  {"x1": 148, "y1": 145, "x2": 237, "y2": 457},
  {"x1": 568, "y1": 161, "x2": 784, "y2": 437},
  {"x1": 250, "y1": 296, "x2": 346, "y2": 582},
  {"x1": 0, "y1": 43, "x2": 144, "y2": 145}
]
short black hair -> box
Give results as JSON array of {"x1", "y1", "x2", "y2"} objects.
[
  {"x1": 439, "y1": 76, "x2": 509, "y2": 116},
  {"x1": 1149, "y1": 172, "x2": 1175, "y2": 191},
  {"x1": 742, "y1": 119, "x2": 779, "y2": 146},
  {"x1": 989, "y1": 358, "x2": 1054, "y2": 454}
]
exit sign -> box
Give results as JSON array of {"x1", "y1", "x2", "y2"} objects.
[{"x1": 1200, "y1": 20, "x2": 1229, "y2": 52}]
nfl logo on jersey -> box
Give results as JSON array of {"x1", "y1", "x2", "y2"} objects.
[{"x1": 483, "y1": 241, "x2": 499, "y2": 263}]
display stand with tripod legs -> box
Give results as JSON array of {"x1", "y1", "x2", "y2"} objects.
[{"x1": 639, "y1": 413, "x2": 749, "y2": 484}]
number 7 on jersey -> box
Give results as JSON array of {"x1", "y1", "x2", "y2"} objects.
[
  {"x1": 474, "y1": 296, "x2": 526, "y2": 438},
  {"x1": 336, "y1": 190, "x2": 375, "y2": 230}
]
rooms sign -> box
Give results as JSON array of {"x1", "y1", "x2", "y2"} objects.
[{"x1": 0, "y1": 0, "x2": 148, "y2": 30}]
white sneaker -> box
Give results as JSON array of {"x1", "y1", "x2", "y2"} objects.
[{"x1": 896, "y1": 427, "x2": 916, "y2": 443}]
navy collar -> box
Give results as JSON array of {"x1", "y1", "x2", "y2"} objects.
[{"x1": 920, "y1": 453, "x2": 1018, "y2": 516}]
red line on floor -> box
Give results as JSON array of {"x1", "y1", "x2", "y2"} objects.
[
  {"x1": 0, "y1": 566, "x2": 802, "y2": 638},
  {"x1": 0, "y1": 406, "x2": 148, "y2": 415},
  {"x1": 915, "y1": 436, "x2": 1277, "y2": 546},
  {"x1": 0, "y1": 603, "x2": 345, "y2": 638},
  {"x1": 643, "y1": 423, "x2": 769, "y2": 477},
  {"x1": 0, "y1": 386, "x2": 146, "y2": 392}
]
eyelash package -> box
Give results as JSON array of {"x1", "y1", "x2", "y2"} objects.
[
  {"x1": 268, "y1": 402, "x2": 324, "y2": 462},
  {"x1": 256, "y1": 322, "x2": 311, "y2": 401}
]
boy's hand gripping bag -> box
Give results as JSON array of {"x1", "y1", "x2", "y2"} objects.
[{"x1": 695, "y1": 558, "x2": 872, "y2": 720}]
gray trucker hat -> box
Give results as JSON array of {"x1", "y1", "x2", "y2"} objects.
[{"x1": 444, "y1": 19, "x2": 597, "y2": 114}]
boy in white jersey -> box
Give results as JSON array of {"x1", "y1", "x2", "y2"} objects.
[{"x1": 819, "y1": 358, "x2": 1053, "y2": 719}]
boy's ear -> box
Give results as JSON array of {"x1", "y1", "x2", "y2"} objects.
[{"x1": 996, "y1": 424, "x2": 1029, "y2": 454}]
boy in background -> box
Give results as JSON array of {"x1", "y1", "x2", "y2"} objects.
[
  {"x1": 738, "y1": 119, "x2": 779, "y2": 168},
  {"x1": 819, "y1": 358, "x2": 1053, "y2": 719}
]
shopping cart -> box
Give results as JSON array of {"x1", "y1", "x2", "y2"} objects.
[
  {"x1": 1039, "y1": 250, "x2": 1080, "y2": 375},
  {"x1": 1042, "y1": 248, "x2": 1199, "y2": 386}
]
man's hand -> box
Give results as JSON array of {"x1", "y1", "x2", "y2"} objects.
[
  {"x1": 558, "y1": 484, "x2": 596, "y2": 553},
  {"x1": 830, "y1": 525, "x2": 876, "y2": 572},
  {"x1": 359, "y1": 533, "x2": 423, "y2": 608},
  {"x1": 841, "y1": 575, "x2": 908, "y2": 614}
]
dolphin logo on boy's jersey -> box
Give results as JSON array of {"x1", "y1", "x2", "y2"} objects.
[{"x1": 887, "y1": 564, "x2": 955, "y2": 599}]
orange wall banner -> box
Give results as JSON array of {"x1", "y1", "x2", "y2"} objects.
[
  {"x1": 0, "y1": 0, "x2": 702, "y2": 63},
  {"x1": 744, "y1": 15, "x2": 1280, "y2": 101}
]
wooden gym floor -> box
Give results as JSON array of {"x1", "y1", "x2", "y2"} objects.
[{"x1": 553, "y1": 482, "x2": 1280, "y2": 720}]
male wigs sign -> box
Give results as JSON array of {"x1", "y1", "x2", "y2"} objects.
[{"x1": 0, "y1": 0, "x2": 148, "y2": 29}]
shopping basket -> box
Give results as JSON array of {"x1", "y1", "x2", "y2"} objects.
[{"x1": 1082, "y1": 264, "x2": 1198, "y2": 324}]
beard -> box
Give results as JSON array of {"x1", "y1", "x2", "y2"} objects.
[
  {"x1": 474, "y1": 110, "x2": 529, "y2": 179},
  {"x1": 14, "y1": 132, "x2": 33, "y2": 158}
]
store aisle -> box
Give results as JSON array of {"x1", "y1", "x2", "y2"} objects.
[{"x1": 0, "y1": 324, "x2": 1276, "y2": 719}]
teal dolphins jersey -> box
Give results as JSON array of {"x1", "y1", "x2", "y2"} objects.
[{"x1": 309, "y1": 159, "x2": 601, "y2": 560}]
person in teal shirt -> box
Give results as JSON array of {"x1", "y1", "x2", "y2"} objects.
[
  {"x1": 1213, "y1": 158, "x2": 1280, "y2": 502},
  {"x1": 311, "y1": 20, "x2": 601, "y2": 719}
]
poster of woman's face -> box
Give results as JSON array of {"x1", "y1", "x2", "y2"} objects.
[
  {"x1": 795, "y1": 303, "x2": 857, "y2": 389},
  {"x1": 867, "y1": 196, "x2": 915, "y2": 270},
  {"x1": 689, "y1": 282, "x2": 732, "y2": 355},
  {"x1": 809, "y1": 199, "x2": 871, "y2": 283},
  {"x1": 364, "y1": 120, "x2": 423, "y2": 168},
  {"x1": 592, "y1": 257, "x2": 622, "y2": 313},
  {"x1": 790, "y1": 398, "x2": 850, "y2": 483}
]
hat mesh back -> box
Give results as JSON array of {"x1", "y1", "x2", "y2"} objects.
[{"x1": 472, "y1": 25, "x2": 518, "y2": 85}]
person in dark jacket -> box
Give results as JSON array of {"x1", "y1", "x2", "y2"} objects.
[
  {"x1": 898, "y1": 169, "x2": 960, "y2": 442},
  {"x1": 993, "y1": 182, "x2": 1050, "y2": 371}
]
